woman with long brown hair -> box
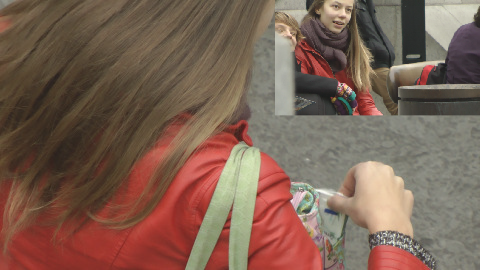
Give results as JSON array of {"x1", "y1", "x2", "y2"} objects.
[
  {"x1": 0, "y1": 0, "x2": 433, "y2": 269},
  {"x1": 296, "y1": 0, "x2": 382, "y2": 115}
]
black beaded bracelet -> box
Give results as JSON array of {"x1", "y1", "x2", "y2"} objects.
[{"x1": 369, "y1": 230, "x2": 436, "y2": 270}]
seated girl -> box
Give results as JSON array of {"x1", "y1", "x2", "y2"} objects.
[
  {"x1": 295, "y1": 0, "x2": 382, "y2": 115},
  {"x1": 275, "y1": 11, "x2": 338, "y2": 115}
]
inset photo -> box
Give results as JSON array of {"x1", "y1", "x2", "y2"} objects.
[{"x1": 275, "y1": 0, "x2": 480, "y2": 115}]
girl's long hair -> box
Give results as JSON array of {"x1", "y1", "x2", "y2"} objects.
[
  {"x1": 303, "y1": 0, "x2": 373, "y2": 92},
  {"x1": 0, "y1": 0, "x2": 270, "y2": 249}
]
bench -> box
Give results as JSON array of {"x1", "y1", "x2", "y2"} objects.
[{"x1": 386, "y1": 61, "x2": 480, "y2": 115}]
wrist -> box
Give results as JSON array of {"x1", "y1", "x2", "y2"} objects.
[
  {"x1": 367, "y1": 215, "x2": 413, "y2": 238},
  {"x1": 369, "y1": 231, "x2": 436, "y2": 269}
]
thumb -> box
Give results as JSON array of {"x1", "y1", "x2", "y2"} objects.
[{"x1": 327, "y1": 194, "x2": 350, "y2": 214}]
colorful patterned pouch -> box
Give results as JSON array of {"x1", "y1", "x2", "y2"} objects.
[{"x1": 290, "y1": 182, "x2": 348, "y2": 270}]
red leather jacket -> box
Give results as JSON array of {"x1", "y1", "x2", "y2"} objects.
[
  {"x1": 1, "y1": 120, "x2": 429, "y2": 269},
  {"x1": 295, "y1": 39, "x2": 383, "y2": 115}
]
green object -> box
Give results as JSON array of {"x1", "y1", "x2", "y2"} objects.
[
  {"x1": 186, "y1": 142, "x2": 261, "y2": 270},
  {"x1": 337, "y1": 97, "x2": 353, "y2": 115}
]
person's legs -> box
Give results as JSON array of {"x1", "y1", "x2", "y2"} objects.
[{"x1": 371, "y1": 67, "x2": 398, "y2": 115}]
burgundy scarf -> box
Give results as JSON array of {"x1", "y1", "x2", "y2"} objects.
[{"x1": 301, "y1": 18, "x2": 350, "y2": 73}]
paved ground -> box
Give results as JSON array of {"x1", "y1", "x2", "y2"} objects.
[{"x1": 253, "y1": 19, "x2": 480, "y2": 269}]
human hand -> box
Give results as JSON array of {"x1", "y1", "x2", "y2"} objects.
[
  {"x1": 332, "y1": 83, "x2": 358, "y2": 114},
  {"x1": 336, "y1": 83, "x2": 354, "y2": 100},
  {"x1": 327, "y1": 162, "x2": 414, "y2": 237}
]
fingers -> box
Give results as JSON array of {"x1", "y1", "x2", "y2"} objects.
[
  {"x1": 327, "y1": 194, "x2": 349, "y2": 215},
  {"x1": 335, "y1": 161, "x2": 414, "y2": 237},
  {"x1": 327, "y1": 193, "x2": 368, "y2": 229},
  {"x1": 336, "y1": 163, "x2": 359, "y2": 197},
  {"x1": 394, "y1": 176, "x2": 404, "y2": 189},
  {"x1": 403, "y1": 189, "x2": 414, "y2": 218},
  {"x1": 336, "y1": 161, "x2": 389, "y2": 197}
]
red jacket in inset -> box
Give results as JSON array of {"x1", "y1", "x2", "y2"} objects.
[{"x1": 295, "y1": 39, "x2": 383, "y2": 115}]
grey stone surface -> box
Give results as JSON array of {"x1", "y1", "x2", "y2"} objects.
[
  {"x1": 427, "y1": 0, "x2": 449, "y2": 4},
  {"x1": 402, "y1": 84, "x2": 480, "y2": 90},
  {"x1": 383, "y1": 0, "x2": 401, "y2": 5},
  {"x1": 275, "y1": 33, "x2": 295, "y2": 115},
  {"x1": 280, "y1": 9, "x2": 308, "y2": 28},
  {"x1": 399, "y1": 84, "x2": 480, "y2": 99},
  {"x1": 447, "y1": 4, "x2": 480, "y2": 25},
  {"x1": 254, "y1": 18, "x2": 480, "y2": 269},
  {"x1": 426, "y1": 5, "x2": 464, "y2": 49},
  {"x1": 275, "y1": 0, "x2": 304, "y2": 10},
  {"x1": 426, "y1": 32, "x2": 448, "y2": 61}
]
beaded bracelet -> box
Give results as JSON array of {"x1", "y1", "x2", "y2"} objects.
[
  {"x1": 331, "y1": 96, "x2": 352, "y2": 115},
  {"x1": 346, "y1": 90, "x2": 356, "y2": 102},
  {"x1": 369, "y1": 230, "x2": 436, "y2": 269},
  {"x1": 337, "y1": 83, "x2": 357, "y2": 102},
  {"x1": 336, "y1": 83, "x2": 348, "y2": 97}
]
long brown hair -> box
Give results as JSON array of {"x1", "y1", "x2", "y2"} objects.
[
  {"x1": 303, "y1": 0, "x2": 373, "y2": 91},
  {"x1": 0, "y1": 0, "x2": 270, "y2": 249}
]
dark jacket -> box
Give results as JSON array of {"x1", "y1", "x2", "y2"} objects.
[
  {"x1": 294, "y1": 54, "x2": 337, "y2": 115},
  {"x1": 445, "y1": 22, "x2": 480, "y2": 84},
  {"x1": 356, "y1": 0, "x2": 396, "y2": 69}
]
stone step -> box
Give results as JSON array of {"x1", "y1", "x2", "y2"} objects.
[{"x1": 426, "y1": 4, "x2": 479, "y2": 50}]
